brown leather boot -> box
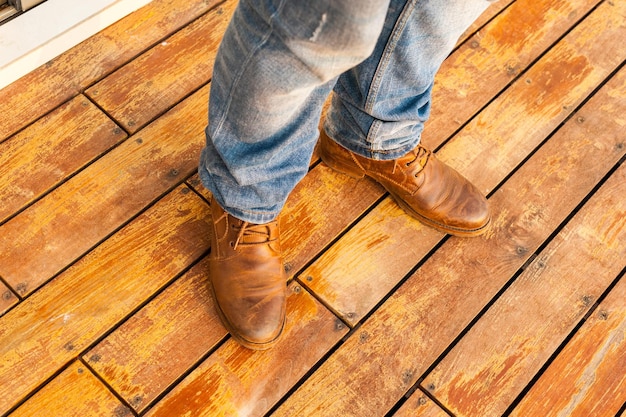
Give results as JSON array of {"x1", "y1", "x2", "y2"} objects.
[
  {"x1": 208, "y1": 197, "x2": 287, "y2": 350},
  {"x1": 319, "y1": 130, "x2": 490, "y2": 236}
]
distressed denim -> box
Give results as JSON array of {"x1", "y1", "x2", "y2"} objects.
[{"x1": 199, "y1": 0, "x2": 493, "y2": 223}]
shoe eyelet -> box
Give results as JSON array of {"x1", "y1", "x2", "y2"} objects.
[{"x1": 229, "y1": 241, "x2": 235, "y2": 247}]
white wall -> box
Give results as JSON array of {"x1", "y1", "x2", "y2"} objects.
[{"x1": 0, "y1": 0, "x2": 152, "y2": 90}]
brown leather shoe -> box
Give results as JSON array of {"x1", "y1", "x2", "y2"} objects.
[
  {"x1": 319, "y1": 130, "x2": 490, "y2": 236},
  {"x1": 208, "y1": 197, "x2": 286, "y2": 350}
]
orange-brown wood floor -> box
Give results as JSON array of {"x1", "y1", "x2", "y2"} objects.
[{"x1": 1, "y1": 0, "x2": 625, "y2": 416}]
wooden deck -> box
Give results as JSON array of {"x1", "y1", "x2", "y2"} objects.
[{"x1": 1, "y1": 0, "x2": 625, "y2": 415}]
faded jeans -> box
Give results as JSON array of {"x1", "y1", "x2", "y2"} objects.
[{"x1": 199, "y1": 0, "x2": 493, "y2": 223}]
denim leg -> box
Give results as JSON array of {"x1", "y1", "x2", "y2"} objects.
[
  {"x1": 199, "y1": 0, "x2": 390, "y2": 223},
  {"x1": 325, "y1": 0, "x2": 493, "y2": 161}
]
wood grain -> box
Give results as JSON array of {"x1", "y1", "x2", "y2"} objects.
[
  {"x1": 0, "y1": 85, "x2": 210, "y2": 296},
  {"x1": 457, "y1": 0, "x2": 514, "y2": 46},
  {"x1": 302, "y1": 0, "x2": 626, "y2": 327},
  {"x1": 510, "y1": 277, "x2": 626, "y2": 417},
  {"x1": 144, "y1": 283, "x2": 347, "y2": 417},
  {"x1": 9, "y1": 362, "x2": 131, "y2": 417},
  {"x1": 0, "y1": 95, "x2": 126, "y2": 224},
  {"x1": 85, "y1": 257, "x2": 226, "y2": 413},
  {"x1": 188, "y1": 163, "x2": 385, "y2": 281},
  {"x1": 423, "y1": 0, "x2": 600, "y2": 149},
  {"x1": 87, "y1": 2, "x2": 234, "y2": 133},
  {"x1": 0, "y1": 282, "x2": 18, "y2": 317},
  {"x1": 0, "y1": 186, "x2": 210, "y2": 415},
  {"x1": 392, "y1": 392, "x2": 450, "y2": 417},
  {"x1": 271, "y1": 33, "x2": 626, "y2": 416},
  {"x1": 0, "y1": 0, "x2": 222, "y2": 141},
  {"x1": 422, "y1": 160, "x2": 626, "y2": 417}
]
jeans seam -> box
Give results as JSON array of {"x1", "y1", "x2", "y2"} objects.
[
  {"x1": 212, "y1": 0, "x2": 289, "y2": 140},
  {"x1": 364, "y1": 0, "x2": 419, "y2": 152}
]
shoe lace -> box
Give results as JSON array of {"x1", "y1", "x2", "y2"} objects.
[
  {"x1": 391, "y1": 145, "x2": 431, "y2": 175},
  {"x1": 232, "y1": 221, "x2": 276, "y2": 250}
]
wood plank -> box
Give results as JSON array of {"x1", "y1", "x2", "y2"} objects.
[
  {"x1": 187, "y1": 164, "x2": 384, "y2": 279},
  {"x1": 8, "y1": 361, "x2": 131, "y2": 417},
  {"x1": 89, "y1": 170, "x2": 381, "y2": 413},
  {"x1": 457, "y1": 0, "x2": 514, "y2": 46},
  {"x1": 0, "y1": 186, "x2": 210, "y2": 414},
  {"x1": 0, "y1": 95, "x2": 126, "y2": 224},
  {"x1": 186, "y1": 174, "x2": 212, "y2": 202},
  {"x1": 280, "y1": 164, "x2": 383, "y2": 276},
  {"x1": 421, "y1": 163, "x2": 626, "y2": 417},
  {"x1": 392, "y1": 393, "x2": 450, "y2": 417},
  {"x1": 0, "y1": 85, "x2": 209, "y2": 297},
  {"x1": 143, "y1": 282, "x2": 348, "y2": 417},
  {"x1": 0, "y1": 0, "x2": 222, "y2": 142},
  {"x1": 85, "y1": 257, "x2": 226, "y2": 413},
  {"x1": 510, "y1": 276, "x2": 626, "y2": 417},
  {"x1": 0, "y1": 282, "x2": 19, "y2": 317},
  {"x1": 423, "y1": 0, "x2": 601, "y2": 148},
  {"x1": 302, "y1": 0, "x2": 626, "y2": 326},
  {"x1": 86, "y1": 2, "x2": 234, "y2": 133},
  {"x1": 271, "y1": 32, "x2": 626, "y2": 416}
]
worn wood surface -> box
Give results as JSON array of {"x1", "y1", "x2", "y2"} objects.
[
  {"x1": 272, "y1": 23, "x2": 626, "y2": 413},
  {"x1": 510, "y1": 276, "x2": 626, "y2": 417},
  {"x1": 86, "y1": 2, "x2": 234, "y2": 133},
  {"x1": 302, "y1": 0, "x2": 625, "y2": 327},
  {"x1": 143, "y1": 283, "x2": 347, "y2": 417},
  {"x1": 85, "y1": 257, "x2": 226, "y2": 413},
  {"x1": 392, "y1": 392, "x2": 450, "y2": 417},
  {"x1": 423, "y1": 0, "x2": 601, "y2": 148},
  {"x1": 0, "y1": 85, "x2": 209, "y2": 297},
  {"x1": 422, "y1": 150, "x2": 626, "y2": 417},
  {"x1": 0, "y1": 0, "x2": 222, "y2": 141},
  {"x1": 0, "y1": 187, "x2": 210, "y2": 414},
  {"x1": 9, "y1": 362, "x2": 130, "y2": 417},
  {"x1": 2, "y1": 0, "x2": 625, "y2": 415},
  {"x1": 0, "y1": 95, "x2": 125, "y2": 224},
  {"x1": 457, "y1": 0, "x2": 514, "y2": 46},
  {"x1": 0, "y1": 282, "x2": 18, "y2": 316}
]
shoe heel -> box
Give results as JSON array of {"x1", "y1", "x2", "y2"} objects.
[{"x1": 319, "y1": 140, "x2": 365, "y2": 179}]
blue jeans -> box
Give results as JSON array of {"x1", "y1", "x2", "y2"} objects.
[{"x1": 199, "y1": 0, "x2": 493, "y2": 223}]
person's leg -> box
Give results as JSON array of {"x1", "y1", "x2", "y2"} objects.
[
  {"x1": 200, "y1": 0, "x2": 390, "y2": 350},
  {"x1": 199, "y1": 0, "x2": 390, "y2": 224},
  {"x1": 321, "y1": 0, "x2": 494, "y2": 236}
]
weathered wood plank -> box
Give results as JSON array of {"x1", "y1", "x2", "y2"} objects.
[
  {"x1": 423, "y1": 0, "x2": 600, "y2": 148},
  {"x1": 0, "y1": 0, "x2": 222, "y2": 142},
  {"x1": 0, "y1": 95, "x2": 126, "y2": 225},
  {"x1": 143, "y1": 283, "x2": 347, "y2": 417},
  {"x1": 87, "y1": 168, "x2": 377, "y2": 413},
  {"x1": 457, "y1": 0, "x2": 514, "y2": 46},
  {"x1": 271, "y1": 30, "x2": 626, "y2": 416},
  {"x1": 422, "y1": 161, "x2": 626, "y2": 417},
  {"x1": 186, "y1": 174, "x2": 212, "y2": 202},
  {"x1": 0, "y1": 85, "x2": 209, "y2": 297},
  {"x1": 188, "y1": 163, "x2": 384, "y2": 279},
  {"x1": 302, "y1": 0, "x2": 626, "y2": 326},
  {"x1": 87, "y1": 2, "x2": 234, "y2": 133},
  {"x1": 280, "y1": 164, "x2": 383, "y2": 276},
  {"x1": 85, "y1": 257, "x2": 226, "y2": 413},
  {"x1": 8, "y1": 361, "x2": 131, "y2": 417},
  {"x1": 0, "y1": 282, "x2": 19, "y2": 317},
  {"x1": 392, "y1": 393, "x2": 450, "y2": 417},
  {"x1": 510, "y1": 276, "x2": 626, "y2": 417},
  {"x1": 0, "y1": 186, "x2": 210, "y2": 415}
]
